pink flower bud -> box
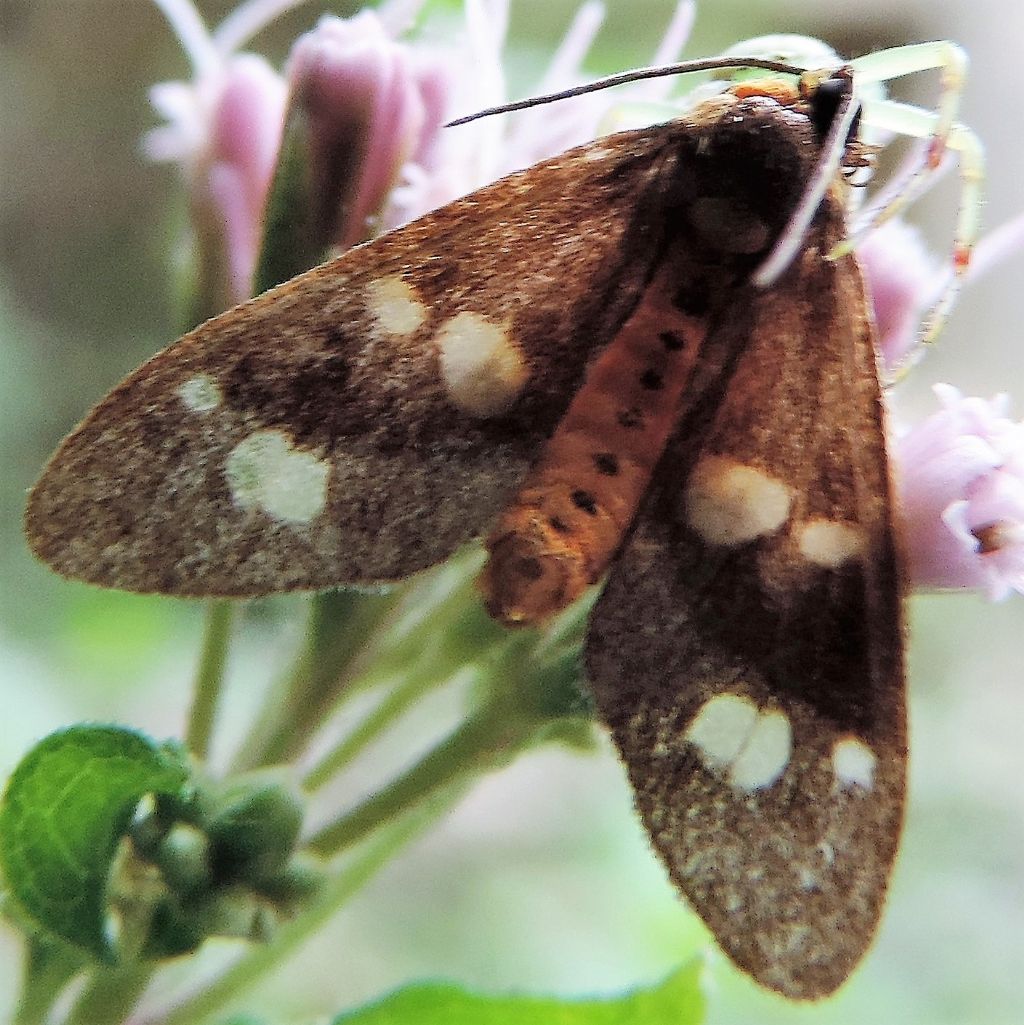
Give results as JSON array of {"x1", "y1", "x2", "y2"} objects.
[
  {"x1": 146, "y1": 2, "x2": 288, "y2": 312},
  {"x1": 855, "y1": 219, "x2": 939, "y2": 371},
  {"x1": 284, "y1": 11, "x2": 449, "y2": 251},
  {"x1": 197, "y1": 56, "x2": 287, "y2": 307},
  {"x1": 896, "y1": 385, "x2": 1024, "y2": 599}
]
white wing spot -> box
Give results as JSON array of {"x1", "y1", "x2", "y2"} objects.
[
  {"x1": 436, "y1": 312, "x2": 528, "y2": 417},
  {"x1": 798, "y1": 518, "x2": 865, "y2": 567},
  {"x1": 832, "y1": 735, "x2": 877, "y2": 790},
  {"x1": 177, "y1": 373, "x2": 222, "y2": 412},
  {"x1": 727, "y1": 710, "x2": 792, "y2": 791},
  {"x1": 686, "y1": 694, "x2": 791, "y2": 792},
  {"x1": 683, "y1": 457, "x2": 792, "y2": 546},
  {"x1": 366, "y1": 274, "x2": 427, "y2": 335},
  {"x1": 685, "y1": 693, "x2": 758, "y2": 768},
  {"x1": 225, "y1": 429, "x2": 329, "y2": 524}
]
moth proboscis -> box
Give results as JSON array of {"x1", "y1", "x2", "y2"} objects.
[{"x1": 25, "y1": 40, "x2": 984, "y2": 999}]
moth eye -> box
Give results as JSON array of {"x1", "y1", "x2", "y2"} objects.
[{"x1": 807, "y1": 74, "x2": 862, "y2": 143}]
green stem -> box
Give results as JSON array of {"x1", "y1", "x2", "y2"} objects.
[
  {"x1": 13, "y1": 942, "x2": 82, "y2": 1025},
  {"x1": 306, "y1": 694, "x2": 533, "y2": 858},
  {"x1": 186, "y1": 601, "x2": 235, "y2": 759},
  {"x1": 302, "y1": 660, "x2": 469, "y2": 792},
  {"x1": 64, "y1": 963, "x2": 154, "y2": 1025},
  {"x1": 158, "y1": 796, "x2": 450, "y2": 1025},
  {"x1": 233, "y1": 549, "x2": 500, "y2": 775},
  {"x1": 232, "y1": 589, "x2": 395, "y2": 772}
]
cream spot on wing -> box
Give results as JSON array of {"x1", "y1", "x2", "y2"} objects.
[
  {"x1": 225, "y1": 429, "x2": 329, "y2": 523},
  {"x1": 366, "y1": 274, "x2": 427, "y2": 335},
  {"x1": 685, "y1": 693, "x2": 758, "y2": 768},
  {"x1": 727, "y1": 710, "x2": 792, "y2": 791},
  {"x1": 436, "y1": 312, "x2": 528, "y2": 417},
  {"x1": 683, "y1": 457, "x2": 792, "y2": 546},
  {"x1": 583, "y1": 146, "x2": 613, "y2": 162},
  {"x1": 798, "y1": 518, "x2": 865, "y2": 568},
  {"x1": 177, "y1": 373, "x2": 222, "y2": 412},
  {"x1": 831, "y1": 736, "x2": 877, "y2": 790},
  {"x1": 686, "y1": 694, "x2": 791, "y2": 791}
]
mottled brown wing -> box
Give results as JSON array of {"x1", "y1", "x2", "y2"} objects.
[
  {"x1": 586, "y1": 207, "x2": 905, "y2": 999},
  {"x1": 26, "y1": 127, "x2": 685, "y2": 596}
]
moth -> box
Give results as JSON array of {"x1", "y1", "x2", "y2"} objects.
[{"x1": 25, "y1": 39, "x2": 982, "y2": 998}]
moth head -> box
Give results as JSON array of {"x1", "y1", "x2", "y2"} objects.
[{"x1": 675, "y1": 87, "x2": 845, "y2": 264}]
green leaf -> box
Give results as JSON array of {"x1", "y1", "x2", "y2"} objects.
[
  {"x1": 0, "y1": 724, "x2": 191, "y2": 959},
  {"x1": 330, "y1": 960, "x2": 705, "y2": 1025}
]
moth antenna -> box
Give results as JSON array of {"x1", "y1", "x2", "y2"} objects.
[
  {"x1": 752, "y1": 69, "x2": 861, "y2": 288},
  {"x1": 446, "y1": 56, "x2": 807, "y2": 127}
]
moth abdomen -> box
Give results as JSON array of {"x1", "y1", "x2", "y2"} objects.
[{"x1": 480, "y1": 266, "x2": 709, "y2": 625}]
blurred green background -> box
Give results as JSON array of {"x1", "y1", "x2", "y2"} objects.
[{"x1": 1, "y1": 0, "x2": 1022, "y2": 1022}]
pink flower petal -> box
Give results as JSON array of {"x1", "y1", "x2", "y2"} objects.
[{"x1": 896, "y1": 387, "x2": 1024, "y2": 599}]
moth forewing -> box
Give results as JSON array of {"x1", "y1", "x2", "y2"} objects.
[
  {"x1": 586, "y1": 96, "x2": 905, "y2": 997},
  {"x1": 24, "y1": 128, "x2": 685, "y2": 596}
]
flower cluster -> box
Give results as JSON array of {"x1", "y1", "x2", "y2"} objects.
[
  {"x1": 898, "y1": 386, "x2": 1024, "y2": 599},
  {"x1": 146, "y1": 0, "x2": 1024, "y2": 600}
]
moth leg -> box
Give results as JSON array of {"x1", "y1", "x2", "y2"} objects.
[
  {"x1": 851, "y1": 41, "x2": 969, "y2": 168},
  {"x1": 841, "y1": 43, "x2": 986, "y2": 352},
  {"x1": 860, "y1": 104, "x2": 984, "y2": 360}
]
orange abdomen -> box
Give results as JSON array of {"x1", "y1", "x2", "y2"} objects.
[{"x1": 481, "y1": 269, "x2": 708, "y2": 624}]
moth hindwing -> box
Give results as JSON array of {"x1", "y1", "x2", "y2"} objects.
[{"x1": 26, "y1": 70, "x2": 903, "y2": 998}]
